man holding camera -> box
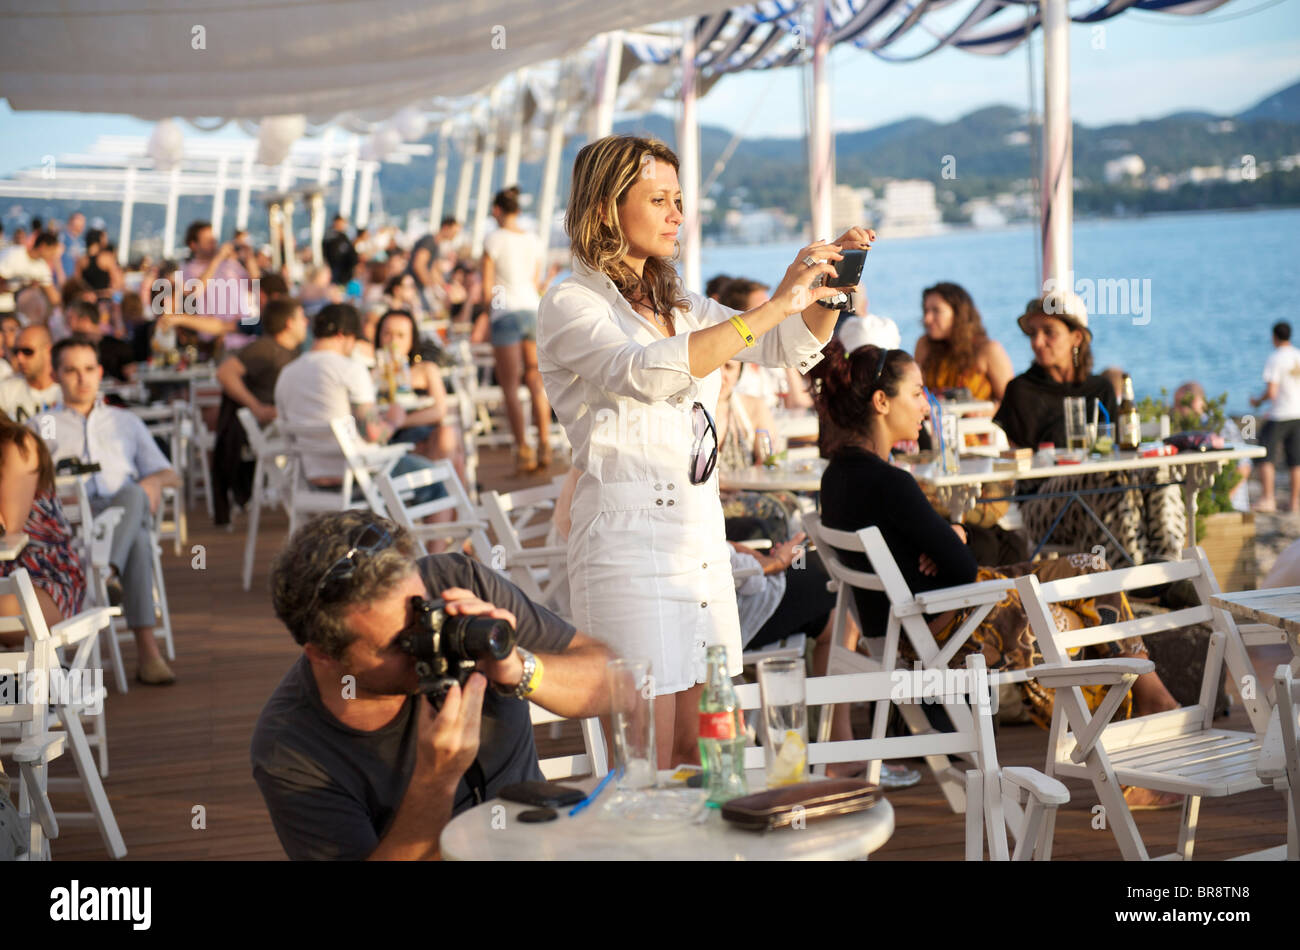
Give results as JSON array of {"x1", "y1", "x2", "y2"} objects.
[{"x1": 253, "y1": 510, "x2": 612, "y2": 860}]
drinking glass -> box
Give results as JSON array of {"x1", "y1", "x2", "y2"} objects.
[
  {"x1": 1093, "y1": 422, "x2": 1115, "y2": 456},
  {"x1": 606, "y1": 658, "x2": 657, "y2": 790},
  {"x1": 756, "y1": 657, "x2": 808, "y2": 788},
  {"x1": 1063, "y1": 397, "x2": 1090, "y2": 452}
]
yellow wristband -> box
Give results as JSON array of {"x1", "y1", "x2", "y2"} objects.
[
  {"x1": 729, "y1": 314, "x2": 756, "y2": 347},
  {"x1": 525, "y1": 654, "x2": 544, "y2": 695}
]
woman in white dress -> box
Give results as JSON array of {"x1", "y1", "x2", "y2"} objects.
[{"x1": 538, "y1": 135, "x2": 874, "y2": 766}]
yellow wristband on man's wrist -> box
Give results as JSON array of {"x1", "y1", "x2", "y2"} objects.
[{"x1": 729, "y1": 314, "x2": 756, "y2": 347}]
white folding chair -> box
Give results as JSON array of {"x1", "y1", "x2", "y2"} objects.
[
  {"x1": 734, "y1": 654, "x2": 1070, "y2": 860},
  {"x1": 0, "y1": 569, "x2": 126, "y2": 860},
  {"x1": 528, "y1": 704, "x2": 608, "y2": 781},
  {"x1": 479, "y1": 478, "x2": 570, "y2": 608},
  {"x1": 280, "y1": 419, "x2": 407, "y2": 537},
  {"x1": 804, "y1": 511, "x2": 1018, "y2": 812},
  {"x1": 371, "y1": 458, "x2": 492, "y2": 558},
  {"x1": 237, "y1": 408, "x2": 289, "y2": 592},
  {"x1": 1257, "y1": 665, "x2": 1299, "y2": 860},
  {"x1": 1015, "y1": 546, "x2": 1279, "y2": 861}
]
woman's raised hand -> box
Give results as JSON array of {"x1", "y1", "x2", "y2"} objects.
[
  {"x1": 832, "y1": 226, "x2": 876, "y2": 251},
  {"x1": 770, "y1": 241, "x2": 844, "y2": 315}
]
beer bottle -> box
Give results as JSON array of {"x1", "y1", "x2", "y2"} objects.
[{"x1": 1118, "y1": 375, "x2": 1142, "y2": 451}]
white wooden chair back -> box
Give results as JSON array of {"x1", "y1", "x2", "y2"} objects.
[
  {"x1": 1014, "y1": 546, "x2": 1276, "y2": 860},
  {"x1": 373, "y1": 458, "x2": 493, "y2": 557},
  {"x1": 1264, "y1": 665, "x2": 1299, "y2": 860},
  {"x1": 479, "y1": 478, "x2": 569, "y2": 606},
  {"x1": 528, "y1": 704, "x2": 608, "y2": 781},
  {"x1": 279, "y1": 419, "x2": 399, "y2": 535},
  {"x1": 734, "y1": 654, "x2": 1068, "y2": 860}
]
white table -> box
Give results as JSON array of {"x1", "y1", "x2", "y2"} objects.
[
  {"x1": 1210, "y1": 587, "x2": 1300, "y2": 666},
  {"x1": 440, "y1": 773, "x2": 894, "y2": 861},
  {"x1": 137, "y1": 365, "x2": 217, "y2": 385},
  {"x1": 721, "y1": 457, "x2": 828, "y2": 494},
  {"x1": 940, "y1": 399, "x2": 996, "y2": 417},
  {"x1": 918, "y1": 444, "x2": 1264, "y2": 547}
]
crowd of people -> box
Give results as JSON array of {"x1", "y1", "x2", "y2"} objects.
[{"x1": 0, "y1": 131, "x2": 1277, "y2": 860}]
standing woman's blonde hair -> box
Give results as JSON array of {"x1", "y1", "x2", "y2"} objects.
[{"x1": 565, "y1": 135, "x2": 690, "y2": 320}]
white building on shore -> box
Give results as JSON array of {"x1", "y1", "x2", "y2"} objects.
[{"x1": 877, "y1": 180, "x2": 944, "y2": 238}]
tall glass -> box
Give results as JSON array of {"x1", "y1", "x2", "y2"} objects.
[
  {"x1": 606, "y1": 658, "x2": 657, "y2": 790},
  {"x1": 1064, "y1": 397, "x2": 1090, "y2": 452},
  {"x1": 756, "y1": 657, "x2": 808, "y2": 787}
]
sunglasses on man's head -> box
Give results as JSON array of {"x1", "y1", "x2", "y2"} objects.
[{"x1": 304, "y1": 523, "x2": 394, "y2": 616}]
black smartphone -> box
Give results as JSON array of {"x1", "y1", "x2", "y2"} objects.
[
  {"x1": 498, "y1": 781, "x2": 586, "y2": 808},
  {"x1": 827, "y1": 248, "x2": 867, "y2": 289}
]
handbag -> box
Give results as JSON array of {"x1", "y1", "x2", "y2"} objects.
[{"x1": 720, "y1": 778, "x2": 879, "y2": 831}]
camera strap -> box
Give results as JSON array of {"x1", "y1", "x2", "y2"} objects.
[{"x1": 466, "y1": 758, "x2": 488, "y2": 806}]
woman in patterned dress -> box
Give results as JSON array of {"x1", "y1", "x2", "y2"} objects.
[{"x1": 0, "y1": 415, "x2": 84, "y2": 643}]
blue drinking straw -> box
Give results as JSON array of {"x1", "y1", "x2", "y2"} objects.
[
  {"x1": 569, "y1": 767, "x2": 621, "y2": 817},
  {"x1": 1097, "y1": 401, "x2": 1111, "y2": 423}
]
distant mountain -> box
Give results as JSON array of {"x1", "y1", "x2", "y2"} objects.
[{"x1": 1238, "y1": 79, "x2": 1300, "y2": 123}]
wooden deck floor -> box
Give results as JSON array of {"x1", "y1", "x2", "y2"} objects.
[{"x1": 36, "y1": 447, "x2": 1293, "y2": 861}]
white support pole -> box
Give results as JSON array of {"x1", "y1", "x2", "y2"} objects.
[
  {"x1": 282, "y1": 197, "x2": 299, "y2": 282},
  {"x1": 268, "y1": 202, "x2": 283, "y2": 272},
  {"x1": 453, "y1": 136, "x2": 477, "y2": 228},
  {"x1": 1041, "y1": 0, "x2": 1074, "y2": 294},
  {"x1": 502, "y1": 82, "x2": 525, "y2": 188},
  {"x1": 593, "y1": 31, "x2": 624, "y2": 140},
  {"x1": 339, "y1": 136, "x2": 359, "y2": 222},
  {"x1": 471, "y1": 87, "x2": 502, "y2": 259},
  {"x1": 162, "y1": 165, "x2": 180, "y2": 259},
  {"x1": 355, "y1": 162, "x2": 375, "y2": 229},
  {"x1": 117, "y1": 164, "x2": 136, "y2": 265},
  {"x1": 308, "y1": 191, "x2": 326, "y2": 268},
  {"x1": 536, "y1": 74, "x2": 569, "y2": 264},
  {"x1": 808, "y1": 0, "x2": 833, "y2": 242},
  {"x1": 317, "y1": 126, "x2": 334, "y2": 187},
  {"x1": 678, "y1": 21, "x2": 702, "y2": 294},
  {"x1": 211, "y1": 153, "x2": 229, "y2": 239},
  {"x1": 429, "y1": 120, "x2": 451, "y2": 233},
  {"x1": 277, "y1": 161, "x2": 293, "y2": 194},
  {"x1": 235, "y1": 150, "x2": 253, "y2": 232}
]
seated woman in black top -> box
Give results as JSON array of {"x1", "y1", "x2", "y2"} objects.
[
  {"x1": 994, "y1": 293, "x2": 1185, "y2": 564},
  {"x1": 994, "y1": 292, "x2": 1117, "y2": 448},
  {"x1": 815, "y1": 339, "x2": 1183, "y2": 808}
]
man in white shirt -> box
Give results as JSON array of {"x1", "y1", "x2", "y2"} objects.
[
  {"x1": 274, "y1": 304, "x2": 446, "y2": 504},
  {"x1": 1251, "y1": 321, "x2": 1300, "y2": 512},
  {"x1": 32, "y1": 335, "x2": 182, "y2": 685},
  {"x1": 0, "y1": 231, "x2": 61, "y2": 310},
  {"x1": 0, "y1": 326, "x2": 62, "y2": 422}
]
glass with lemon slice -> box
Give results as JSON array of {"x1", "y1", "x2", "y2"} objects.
[{"x1": 757, "y1": 657, "x2": 809, "y2": 788}]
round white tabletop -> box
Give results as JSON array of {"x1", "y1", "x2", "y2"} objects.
[
  {"x1": 720, "y1": 458, "x2": 828, "y2": 494},
  {"x1": 440, "y1": 775, "x2": 894, "y2": 861}
]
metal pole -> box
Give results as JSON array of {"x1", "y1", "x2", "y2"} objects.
[
  {"x1": 678, "y1": 21, "x2": 702, "y2": 294},
  {"x1": 282, "y1": 197, "x2": 299, "y2": 282},
  {"x1": 429, "y1": 120, "x2": 451, "y2": 232},
  {"x1": 536, "y1": 74, "x2": 569, "y2": 264},
  {"x1": 1041, "y1": 0, "x2": 1074, "y2": 294},
  {"x1": 162, "y1": 165, "x2": 180, "y2": 258},
  {"x1": 268, "y1": 202, "x2": 283, "y2": 271},
  {"x1": 471, "y1": 86, "x2": 502, "y2": 259},
  {"x1": 593, "y1": 31, "x2": 624, "y2": 140},
  {"x1": 211, "y1": 153, "x2": 229, "y2": 239},
  {"x1": 809, "y1": 0, "x2": 833, "y2": 241},
  {"x1": 453, "y1": 136, "x2": 477, "y2": 227},
  {"x1": 308, "y1": 191, "x2": 325, "y2": 268},
  {"x1": 502, "y1": 81, "x2": 525, "y2": 188},
  {"x1": 339, "y1": 136, "x2": 359, "y2": 222},
  {"x1": 117, "y1": 164, "x2": 136, "y2": 265},
  {"x1": 235, "y1": 150, "x2": 253, "y2": 232},
  {"x1": 355, "y1": 162, "x2": 375, "y2": 229}
]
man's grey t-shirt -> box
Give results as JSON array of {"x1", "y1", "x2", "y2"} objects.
[{"x1": 250, "y1": 553, "x2": 576, "y2": 860}]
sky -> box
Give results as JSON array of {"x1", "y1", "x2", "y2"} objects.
[{"x1": 0, "y1": 0, "x2": 1297, "y2": 176}]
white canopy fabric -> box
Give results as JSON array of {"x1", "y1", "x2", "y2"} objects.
[{"x1": 0, "y1": 1, "x2": 737, "y2": 121}]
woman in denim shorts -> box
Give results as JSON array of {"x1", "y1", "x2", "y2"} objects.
[{"x1": 482, "y1": 186, "x2": 555, "y2": 474}]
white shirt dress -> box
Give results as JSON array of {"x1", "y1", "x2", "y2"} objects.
[{"x1": 537, "y1": 260, "x2": 830, "y2": 695}]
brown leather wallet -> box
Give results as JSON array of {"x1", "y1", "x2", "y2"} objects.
[{"x1": 720, "y1": 779, "x2": 879, "y2": 831}]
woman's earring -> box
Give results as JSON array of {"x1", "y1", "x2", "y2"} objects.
[{"x1": 1072, "y1": 345, "x2": 1080, "y2": 367}]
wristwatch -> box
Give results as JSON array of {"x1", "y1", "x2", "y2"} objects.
[{"x1": 496, "y1": 647, "x2": 537, "y2": 700}]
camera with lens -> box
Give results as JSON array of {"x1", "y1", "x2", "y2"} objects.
[{"x1": 397, "y1": 596, "x2": 517, "y2": 706}]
